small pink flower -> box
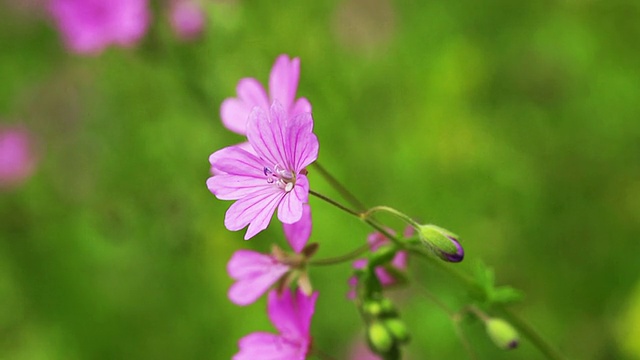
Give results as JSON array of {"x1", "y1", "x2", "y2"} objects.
[
  {"x1": 227, "y1": 250, "x2": 290, "y2": 306},
  {"x1": 170, "y1": 0, "x2": 205, "y2": 41},
  {"x1": 0, "y1": 126, "x2": 37, "y2": 189},
  {"x1": 234, "y1": 289, "x2": 317, "y2": 360},
  {"x1": 49, "y1": 0, "x2": 149, "y2": 54},
  {"x1": 207, "y1": 101, "x2": 319, "y2": 240},
  {"x1": 348, "y1": 228, "x2": 411, "y2": 299},
  {"x1": 221, "y1": 54, "x2": 311, "y2": 135}
]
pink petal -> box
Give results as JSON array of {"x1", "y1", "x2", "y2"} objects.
[
  {"x1": 207, "y1": 174, "x2": 271, "y2": 200},
  {"x1": 227, "y1": 250, "x2": 290, "y2": 306},
  {"x1": 391, "y1": 251, "x2": 408, "y2": 270},
  {"x1": 282, "y1": 204, "x2": 312, "y2": 253},
  {"x1": 224, "y1": 187, "x2": 284, "y2": 239},
  {"x1": 220, "y1": 78, "x2": 269, "y2": 135},
  {"x1": 291, "y1": 97, "x2": 312, "y2": 115},
  {"x1": 268, "y1": 55, "x2": 300, "y2": 111},
  {"x1": 246, "y1": 105, "x2": 289, "y2": 170},
  {"x1": 209, "y1": 145, "x2": 265, "y2": 175},
  {"x1": 285, "y1": 113, "x2": 319, "y2": 172},
  {"x1": 233, "y1": 332, "x2": 305, "y2": 360},
  {"x1": 267, "y1": 289, "x2": 317, "y2": 341},
  {"x1": 276, "y1": 186, "x2": 305, "y2": 224},
  {"x1": 375, "y1": 267, "x2": 395, "y2": 286}
]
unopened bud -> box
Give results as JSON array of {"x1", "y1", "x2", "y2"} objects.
[
  {"x1": 362, "y1": 300, "x2": 383, "y2": 317},
  {"x1": 383, "y1": 318, "x2": 410, "y2": 344},
  {"x1": 417, "y1": 224, "x2": 464, "y2": 262},
  {"x1": 367, "y1": 321, "x2": 394, "y2": 354},
  {"x1": 486, "y1": 318, "x2": 519, "y2": 350}
]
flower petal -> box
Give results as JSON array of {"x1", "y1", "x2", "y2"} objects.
[
  {"x1": 282, "y1": 204, "x2": 312, "y2": 253},
  {"x1": 209, "y1": 145, "x2": 265, "y2": 176},
  {"x1": 267, "y1": 289, "x2": 317, "y2": 341},
  {"x1": 233, "y1": 332, "x2": 305, "y2": 360},
  {"x1": 246, "y1": 105, "x2": 287, "y2": 169},
  {"x1": 227, "y1": 250, "x2": 290, "y2": 306},
  {"x1": 268, "y1": 55, "x2": 300, "y2": 111},
  {"x1": 286, "y1": 113, "x2": 319, "y2": 172},
  {"x1": 221, "y1": 78, "x2": 269, "y2": 135},
  {"x1": 224, "y1": 187, "x2": 284, "y2": 239},
  {"x1": 292, "y1": 97, "x2": 312, "y2": 115}
]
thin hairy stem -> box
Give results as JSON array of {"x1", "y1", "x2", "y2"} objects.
[
  {"x1": 363, "y1": 206, "x2": 422, "y2": 229},
  {"x1": 311, "y1": 162, "x2": 367, "y2": 211},
  {"x1": 309, "y1": 189, "x2": 361, "y2": 217},
  {"x1": 309, "y1": 243, "x2": 371, "y2": 266}
]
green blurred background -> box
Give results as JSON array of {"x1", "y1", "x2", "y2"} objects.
[{"x1": 1, "y1": 0, "x2": 640, "y2": 359}]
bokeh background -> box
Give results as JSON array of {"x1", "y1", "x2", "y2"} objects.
[{"x1": 1, "y1": 0, "x2": 640, "y2": 359}]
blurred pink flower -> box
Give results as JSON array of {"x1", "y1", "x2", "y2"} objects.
[
  {"x1": 348, "y1": 227, "x2": 411, "y2": 299},
  {"x1": 207, "y1": 101, "x2": 318, "y2": 240},
  {"x1": 170, "y1": 0, "x2": 205, "y2": 41},
  {"x1": 0, "y1": 126, "x2": 37, "y2": 189},
  {"x1": 234, "y1": 289, "x2": 317, "y2": 360},
  {"x1": 349, "y1": 336, "x2": 381, "y2": 360},
  {"x1": 220, "y1": 54, "x2": 311, "y2": 135},
  {"x1": 227, "y1": 249, "x2": 290, "y2": 306},
  {"x1": 49, "y1": 0, "x2": 150, "y2": 54}
]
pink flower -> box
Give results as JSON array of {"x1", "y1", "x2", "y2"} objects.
[
  {"x1": 234, "y1": 289, "x2": 317, "y2": 360},
  {"x1": 227, "y1": 249, "x2": 290, "y2": 306},
  {"x1": 348, "y1": 228, "x2": 411, "y2": 299},
  {"x1": 49, "y1": 0, "x2": 149, "y2": 54},
  {"x1": 0, "y1": 126, "x2": 37, "y2": 189},
  {"x1": 170, "y1": 0, "x2": 205, "y2": 41},
  {"x1": 221, "y1": 54, "x2": 311, "y2": 135},
  {"x1": 349, "y1": 336, "x2": 381, "y2": 360},
  {"x1": 207, "y1": 101, "x2": 319, "y2": 240}
]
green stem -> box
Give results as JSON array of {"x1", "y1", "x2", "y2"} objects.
[
  {"x1": 309, "y1": 189, "x2": 360, "y2": 217},
  {"x1": 311, "y1": 162, "x2": 367, "y2": 211},
  {"x1": 309, "y1": 243, "x2": 371, "y2": 266},
  {"x1": 363, "y1": 205, "x2": 422, "y2": 229}
]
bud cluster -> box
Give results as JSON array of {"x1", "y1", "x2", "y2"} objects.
[{"x1": 362, "y1": 297, "x2": 409, "y2": 360}]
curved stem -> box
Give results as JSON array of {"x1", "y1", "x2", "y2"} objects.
[
  {"x1": 311, "y1": 162, "x2": 367, "y2": 211},
  {"x1": 309, "y1": 243, "x2": 371, "y2": 266},
  {"x1": 363, "y1": 205, "x2": 422, "y2": 229}
]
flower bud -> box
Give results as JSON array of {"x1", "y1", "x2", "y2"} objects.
[
  {"x1": 417, "y1": 224, "x2": 464, "y2": 262},
  {"x1": 367, "y1": 321, "x2": 394, "y2": 354},
  {"x1": 362, "y1": 300, "x2": 383, "y2": 317},
  {"x1": 383, "y1": 318, "x2": 410, "y2": 344},
  {"x1": 485, "y1": 318, "x2": 519, "y2": 350}
]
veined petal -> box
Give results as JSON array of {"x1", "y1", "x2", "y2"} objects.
[
  {"x1": 224, "y1": 187, "x2": 284, "y2": 239},
  {"x1": 268, "y1": 55, "x2": 300, "y2": 111},
  {"x1": 268, "y1": 289, "x2": 317, "y2": 341},
  {"x1": 209, "y1": 145, "x2": 265, "y2": 176},
  {"x1": 246, "y1": 105, "x2": 289, "y2": 169},
  {"x1": 286, "y1": 113, "x2": 319, "y2": 172},
  {"x1": 207, "y1": 175, "x2": 269, "y2": 200},
  {"x1": 277, "y1": 175, "x2": 308, "y2": 224},
  {"x1": 227, "y1": 250, "x2": 289, "y2": 306},
  {"x1": 282, "y1": 204, "x2": 312, "y2": 253},
  {"x1": 233, "y1": 332, "x2": 305, "y2": 360}
]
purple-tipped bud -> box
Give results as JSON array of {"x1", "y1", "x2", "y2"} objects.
[
  {"x1": 417, "y1": 224, "x2": 464, "y2": 263},
  {"x1": 486, "y1": 318, "x2": 520, "y2": 350}
]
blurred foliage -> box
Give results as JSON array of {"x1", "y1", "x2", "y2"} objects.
[{"x1": 1, "y1": 0, "x2": 640, "y2": 359}]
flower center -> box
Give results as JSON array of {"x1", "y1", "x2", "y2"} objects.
[{"x1": 264, "y1": 164, "x2": 295, "y2": 192}]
